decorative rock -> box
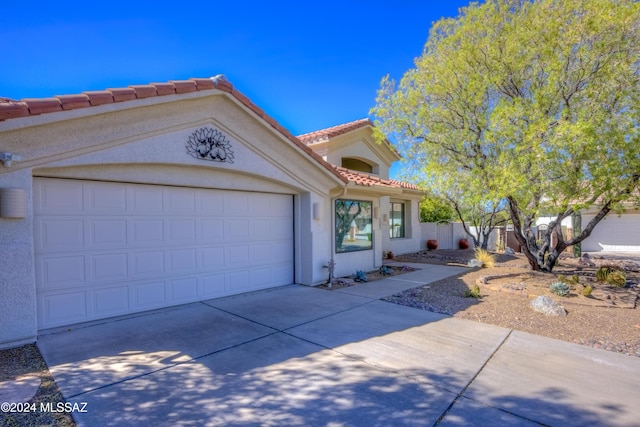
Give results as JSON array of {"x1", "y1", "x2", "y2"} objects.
[
  {"x1": 468, "y1": 259, "x2": 483, "y2": 268},
  {"x1": 504, "y1": 247, "x2": 516, "y2": 255},
  {"x1": 530, "y1": 295, "x2": 567, "y2": 316}
]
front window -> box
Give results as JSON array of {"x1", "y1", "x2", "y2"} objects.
[
  {"x1": 390, "y1": 202, "x2": 405, "y2": 238},
  {"x1": 335, "y1": 199, "x2": 372, "y2": 253}
]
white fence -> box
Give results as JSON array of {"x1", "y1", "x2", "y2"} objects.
[{"x1": 419, "y1": 222, "x2": 498, "y2": 251}]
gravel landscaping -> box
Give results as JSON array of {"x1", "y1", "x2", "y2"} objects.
[{"x1": 388, "y1": 249, "x2": 640, "y2": 358}]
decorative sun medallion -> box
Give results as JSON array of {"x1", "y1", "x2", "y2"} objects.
[{"x1": 186, "y1": 127, "x2": 234, "y2": 164}]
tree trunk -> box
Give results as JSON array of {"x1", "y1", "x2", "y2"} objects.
[{"x1": 507, "y1": 195, "x2": 616, "y2": 272}]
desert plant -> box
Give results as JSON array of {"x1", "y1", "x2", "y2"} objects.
[
  {"x1": 596, "y1": 265, "x2": 618, "y2": 282},
  {"x1": 582, "y1": 285, "x2": 593, "y2": 297},
  {"x1": 464, "y1": 284, "x2": 482, "y2": 299},
  {"x1": 549, "y1": 281, "x2": 570, "y2": 296},
  {"x1": 473, "y1": 248, "x2": 495, "y2": 268},
  {"x1": 353, "y1": 270, "x2": 368, "y2": 282},
  {"x1": 571, "y1": 274, "x2": 580, "y2": 284},
  {"x1": 606, "y1": 270, "x2": 627, "y2": 288},
  {"x1": 557, "y1": 274, "x2": 567, "y2": 283},
  {"x1": 379, "y1": 265, "x2": 392, "y2": 276}
]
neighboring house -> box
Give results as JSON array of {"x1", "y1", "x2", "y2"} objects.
[
  {"x1": 578, "y1": 208, "x2": 640, "y2": 252},
  {"x1": 0, "y1": 76, "x2": 423, "y2": 348}
]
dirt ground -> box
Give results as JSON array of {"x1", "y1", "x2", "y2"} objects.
[{"x1": 388, "y1": 249, "x2": 640, "y2": 357}]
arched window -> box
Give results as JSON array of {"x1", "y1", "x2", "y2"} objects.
[{"x1": 342, "y1": 158, "x2": 373, "y2": 173}]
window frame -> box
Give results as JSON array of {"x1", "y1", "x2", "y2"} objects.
[
  {"x1": 389, "y1": 201, "x2": 405, "y2": 239},
  {"x1": 334, "y1": 199, "x2": 373, "y2": 253}
]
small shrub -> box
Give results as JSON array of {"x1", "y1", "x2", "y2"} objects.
[
  {"x1": 596, "y1": 265, "x2": 627, "y2": 287},
  {"x1": 571, "y1": 274, "x2": 580, "y2": 284},
  {"x1": 596, "y1": 265, "x2": 617, "y2": 282},
  {"x1": 379, "y1": 265, "x2": 392, "y2": 276},
  {"x1": 582, "y1": 285, "x2": 593, "y2": 297},
  {"x1": 474, "y1": 248, "x2": 495, "y2": 268},
  {"x1": 353, "y1": 270, "x2": 368, "y2": 282},
  {"x1": 549, "y1": 281, "x2": 570, "y2": 296},
  {"x1": 464, "y1": 284, "x2": 482, "y2": 299},
  {"x1": 557, "y1": 274, "x2": 567, "y2": 283},
  {"x1": 606, "y1": 270, "x2": 627, "y2": 287}
]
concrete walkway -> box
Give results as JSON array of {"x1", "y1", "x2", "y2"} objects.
[{"x1": 37, "y1": 264, "x2": 640, "y2": 426}]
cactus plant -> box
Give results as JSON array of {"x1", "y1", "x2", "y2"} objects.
[
  {"x1": 354, "y1": 270, "x2": 369, "y2": 282},
  {"x1": 606, "y1": 270, "x2": 627, "y2": 287},
  {"x1": 550, "y1": 281, "x2": 570, "y2": 296},
  {"x1": 379, "y1": 265, "x2": 393, "y2": 276}
]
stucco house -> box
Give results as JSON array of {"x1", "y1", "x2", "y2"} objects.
[{"x1": 0, "y1": 76, "x2": 423, "y2": 349}]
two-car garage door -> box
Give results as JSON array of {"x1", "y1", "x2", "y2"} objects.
[{"x1": 34, "y1": 178, "x2": 294, "y2": 329}]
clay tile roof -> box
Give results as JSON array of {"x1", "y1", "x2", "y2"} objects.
[
  {"x1": 332, "y1": 166, "x2": 421, "y2": 191},
  {"x1": 0, "y1": 75, "x2": 349, "y2": 184},
  {"x1": 297, "y1": 118, "x2": 372, "y2": 144}
]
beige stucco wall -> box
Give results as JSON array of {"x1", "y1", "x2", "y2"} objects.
[
  {"x1": 0, "y1": 90, "x2": 344, "y2": 348},
  {"x1": 381, "y1": 195, "x2": 423, "y2": 256},
  {"x1": 318, "y1": 128, "x2": 398, "y2": 179}
]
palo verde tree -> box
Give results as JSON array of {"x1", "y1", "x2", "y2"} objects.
[
  {"x1": 372, "y1": 0, "x2": 640, "y2": 271},
  {"x1": 440, "y1": 173, "x2": 509, "y2": 250}
]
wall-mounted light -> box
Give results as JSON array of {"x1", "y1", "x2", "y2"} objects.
[
  {"x1": 0, "y1": 188, "x2": 26, "y2": 218},
  {"x1": 313, "y1": 202, "x2": 321, "y2": 220},
  {"x1": 0, "y1": 152, "x2": 22, "y2": 167},
  {"x1": 373, "y1": 207, "x2": 379, "y2": 219},
  {"x1": 382, "y1": 213, "x2": 388, "y2": 223}
]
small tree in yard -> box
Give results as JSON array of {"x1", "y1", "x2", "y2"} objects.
[
  {"x1": 372, "y1": 0, "x2": 640, "y2": 271},
  {"x1": 419, "y1": 195, "x2": 454, "y2": 223}
]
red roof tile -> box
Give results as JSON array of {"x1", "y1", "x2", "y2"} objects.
[
  {"x1": 108, "y1": 87, "x2": 137, "y2": 102},
  {"x1": 83, "y1": 91, "x2": 115, "y2": 106},
  {"x1": 129, "y1": 85, "x2": 158, "y2": 99},
  {"x1": 297, "y1": 118, "x2": 372, "y2": 144},
  {"x1": 0, "y1": 75, "x2": 349, "y2": 185},
  {"x1": 56, "y1": 94, "x2": 90, "y2": 110},
  {"x1": 297, "y1": 118, "x2": 401, "y2": 159},
  {"x1": 0, "y1": 99, "x2": 29, "y2": 120},
  {"x1": 332, "y1": 166, "x2": 421, "y2": 191}
]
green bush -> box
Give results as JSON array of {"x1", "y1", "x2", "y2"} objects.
[
  {"x1": 582, "y1": 285, "x2": 593, "y2": 297},
  {"x1": 464, "y1": 284, "x2": 482, "y2": 299},
  {"x1": 606, "y1": 270, "x2": 627, "y2": 287},
  {"x1": 550, "y1": 281, "x2": 570, "y2": 296},
  {"x1": 596, "y1": 265, "x2": 617, "y2": 281},
  {"x1": 596, "y1": 265, "x2": 627, "y2": 287}
]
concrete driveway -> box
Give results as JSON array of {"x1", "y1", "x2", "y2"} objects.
[{"x1": 38, "y1": 264, "x2": 640, "y2": 426}]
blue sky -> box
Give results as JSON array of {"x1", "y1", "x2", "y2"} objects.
[{"x1": 1, "y1": 1, "x2": 471, "y2": 175}]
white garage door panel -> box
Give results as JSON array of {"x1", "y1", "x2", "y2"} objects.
[
  {"x1": 35, "y1": 178, "x2": 294, "y2": 329},
  {"x1": 581, "y1": 213, "x2": 640, "y2": 252}
]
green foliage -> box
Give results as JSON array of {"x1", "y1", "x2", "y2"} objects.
[
  {"x1": 419, "y1": 196, "x2": 454, "y2": 223},
  {"x1": 582, "y1": 285, "x2": 593, "y2": 297},
  {"x1": 606, "y1": 270, "x2": 627, "y2": 288},
  {"x1": 353, "y1": 270, "x2": 369, "y2": 282},
  {"x1": 474, "y1": 248, "x2": 495, "y2": 268},
  {"x1": 379, "y1": 265, "x2": 393, "y2": 276},
  {"x1": 550, "y1": 281, "x2": 570, "y2": 297},
  {"x1": 595, "y1": 267, "x2": 627, "y2": 287},
  {"x1": 371, "y1": 0, "x2": 640, "y2": 272},
  {"x1": 571, "y1": 274, "x2": 580, "y2": 285},
  {"x1": 464, "y1": 284, "x2": 482, "y2": 299}
]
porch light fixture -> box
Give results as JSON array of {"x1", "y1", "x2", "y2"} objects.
[
  {"x1": 373, "y1": 207, "x2": 379, "y2": 219},
  {"x1": 382, "y1": 213, "x2": 388, "y2": 222},
  {"x1": 0, "y1": 188, "x2": 26, "y2": 218},
  {"x1": 0, "y1": 152, "x2": 22, "y2": 167}
]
